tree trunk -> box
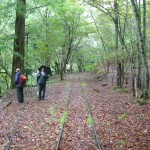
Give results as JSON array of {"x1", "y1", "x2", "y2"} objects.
[
  {"x1": 131, "y1": 64, "x2": 135, "y2": 97},
  {"x1": 60, "y1": 61, "x2": 64, "y2": 80},
  {"x1": 107, "y1": 63, "x2": 109, "y2": 73},
  {"x1": 121, "y1": 63, "x2": 124, "y2": 87},
  {"x1": 134, "y1": 75, "x2": 138, "y2": 98},
  {"x1": 55, "y1": 62, "x2": 60, "y2": 74},
  {"x1": 11, "y1": 0, "x2": 26, "y2": 88},
  {"x1": 114, "y1": 1, "x2": 121, "y2": 87},
  {"x1": 70, "y1": 64, "x2": 73, "y2": 73},
  {"x1": 60, "y1": 69, "x2": 64, "y2": 80},
  {"x1": 117, "y1": 62, "x2": 123, "y2": 87},
  {"x1": 131, "y1": 0, "x2": 149, "y2": 99},
  {"x1": 137, "y1": 50, "x2": 142, "y2": 89}
]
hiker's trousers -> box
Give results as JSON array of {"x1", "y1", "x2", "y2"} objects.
[
  {"x1": 39, "y1": 84, "x2": 46, "y2": 100},
  {"x1": 16, "y1": 86, "x2": 24, "y2": 103}
]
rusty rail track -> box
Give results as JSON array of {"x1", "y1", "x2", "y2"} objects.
[
  {"x1": 81, "y1": 85, "x2": 104, "y2": 150},
  {"x1": 55, "y1": 82, "x2": 74, "y2": 150},
  {"x1": 3, "y1": 103, "x2": 27, "y2": 150},
  {"x1": 55, "y1": 77, "x2": 104, "y2": 150}
]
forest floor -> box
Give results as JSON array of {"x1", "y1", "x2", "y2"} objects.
[{"x1": 0, "y1": 73, "x2": 150, "y2": 150}]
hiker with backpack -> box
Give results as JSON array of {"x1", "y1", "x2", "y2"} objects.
[
  {"x1": 37, "y1": 67, "x2": 48, "y2": 100},
  {"x1": 14, "y1": 68, "x2": 26, "y2": 103}
]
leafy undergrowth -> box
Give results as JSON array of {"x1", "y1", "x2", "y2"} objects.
[{"x1": 0, "y1": 73, "x2": 150, "y2": 150}]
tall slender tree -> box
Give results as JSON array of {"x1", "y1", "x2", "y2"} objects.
[{"x1": 131, "y1": 0, "x2": 149, "y2": 99}]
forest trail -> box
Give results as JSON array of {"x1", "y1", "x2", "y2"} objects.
[{"x1": 0, "y1": 73, "x2": 150, "y2": 150}]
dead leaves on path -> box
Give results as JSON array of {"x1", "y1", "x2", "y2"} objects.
[{"x1": 0, "y1": 73, "x2": 150, "y2": 150}]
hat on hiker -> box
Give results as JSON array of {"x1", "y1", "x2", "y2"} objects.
[{"x1": 16, "y1": 68, "x2": 20, "y2": 72}]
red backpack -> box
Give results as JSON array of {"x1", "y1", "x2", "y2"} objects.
[{"x1": 20, "y1": 74, "x2": 27, "y2": 86}]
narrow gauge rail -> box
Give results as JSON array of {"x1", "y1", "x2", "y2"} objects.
[
  {"x1": 78, "y1": 74, "x2": 104, "y2": 150},
  {"x1": 3, "y1": 103, "x2": 27, "y2": 150},
  {"x1": 55, "y1": 77, "x2": 104, "y2": 150},
  {"x1": 0, "y1": 101, "x2": 12, "y2": 112},
  {"x1": 0, "y1": 93, "x2": 17, "y2": 112},
  {"x1": 80, "y1": 81, "x2": 104, "y2": 150},
  {"x1": 0, "y1": 88, "x2": 31, "y2": 112},
  {"x1": 55, "y1": 82, "x2": 74, "y2": 150}
]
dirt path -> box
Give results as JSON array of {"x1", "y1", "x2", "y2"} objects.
[{"x1": 0, "y1": 73, "x2": 150, "y2": 150}]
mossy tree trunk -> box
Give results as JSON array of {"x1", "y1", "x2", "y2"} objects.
[{"x1": 131, "y1": 0, "x2": 149, "y2": 99}]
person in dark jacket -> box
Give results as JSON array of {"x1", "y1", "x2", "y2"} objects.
[
  {"x1": 37, "y1": 67, "x2": 48, "y2": 100},
  {"x1": 14, "y1": 68, "x2": 24, "y2": 103}
]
